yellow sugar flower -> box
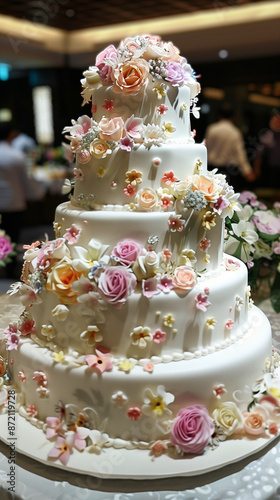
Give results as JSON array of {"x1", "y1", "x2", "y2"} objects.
[
  {"x1": 202, "y1": 211, "x2": 216, "y2": 230},
  {"x1": 163, "y1": 122, "x2": 176, "y2": 136},
  {"x1": 53, "y1": 351, "x2": 65, "y2": 363},
  {"x1": 118, "y1": 359, "x2": 135, "y2": 373},
  {"x1": 163, "y1": 313, "x2": 175, "y2": 328},
  {"x1": 153, "y1": 83, "x2": 167, "y2": 100},
  {"x1": 205, "y1": 317, "x2": 217, "y2": 330},
  {"x1": 96, "y1": 167, "x2": 105, "y2": 178},
  {"x1": 125, "y1": 169, "x2": 143, "y2": 186}
]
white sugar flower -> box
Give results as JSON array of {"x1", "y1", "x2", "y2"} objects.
[
  {"x1": 77, "y1": 292, "x2": 107, "y2": 322},
  {"x1": 72, "y1": 238, "x2": 109, "y2": 272},
  {"x1": 111, "y1": 391, "x2": 128, "y2": 408},
  {"x1": 235, "y1": 296, "x2": 244, "y2": 311},
  {"x1": 80, "y1": 325, "x2": 103, "y2": 346},
  {"x1": 221, "y1": 190, "x2": 240, "y2": 219},
  {"x1": 130, "y1": 326, "x2": 153, "y2": 349},
  {"x1": 41, "y1": 324, "x2": 56, "y2": 341},
  {"x1": 87, "y1": 430, "x2": 109, "y2": 454},
  {"x1": 142, "y1": 385, "x2": 174, "y2": 420}
]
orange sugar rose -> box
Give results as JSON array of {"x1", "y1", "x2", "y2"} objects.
[
  {"x1": 112, "y1": 58, "x2": 149, "y2": 95},
  {"x1": 46, "y1": 257, "x2": 83, "y2": 304},
  {"x1": 173, "y1": 266, "x2": 196, "y2": 291}
]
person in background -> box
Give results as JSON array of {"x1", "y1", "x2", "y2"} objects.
[
  {"x1": 254, "y1": 110, "x2": 280, "y2": 189},
  {"x1": 204, "y1": 103, "x2": 255, "y2": 191},
  {"x1": 0, "y1": 121, "x2": 45, "y2": 278},
  {"x1": 11, "y1": 130, "x2": 37, "y2": 154}
]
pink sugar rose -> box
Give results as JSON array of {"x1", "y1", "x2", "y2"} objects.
[
  {"x1": 0, "y1": 235, "x2": 13, "y2": 261},
  {"x1": 165, "y1": 60, "x2": 185, "y2": 87},
  {"x1": 111, "y1": 239, "x2": 144, "y2": 267},
  {"x1": 173, "y1": 266, "x2": 196, "y2": 291},
  {"x1": 99, "y1": 116, "x2": 125, "y2": 142},
  {"x1": 98, "y1": 266, "x2": 136, "y2": 307},
  {"x1": 78, "y1": 149, "x2": 91, "y2": 164},
  {"x1": 96, "y1": 44, "x2": 118, "y2": 84},
  {"x1": 170, "y1": 405, "x2": 215, "y2": 455}
]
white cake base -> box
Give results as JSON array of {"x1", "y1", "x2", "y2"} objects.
[{"x1": 0, "y1": 411, "x2": 278, "y2": 480}]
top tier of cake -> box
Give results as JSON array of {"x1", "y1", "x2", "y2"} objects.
[{"x1": 63, "y1": 35, "x2": 203, "y2": 211}]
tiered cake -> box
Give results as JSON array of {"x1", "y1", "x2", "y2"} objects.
[{"x1": 0, "y1": 35, "x2": 278, "y2": 475}]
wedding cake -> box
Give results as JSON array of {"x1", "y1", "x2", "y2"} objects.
[{"x1": 0, "y1": 35, "x2": 278, "y2": 477}]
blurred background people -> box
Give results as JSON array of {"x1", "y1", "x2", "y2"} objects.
[
  {"x1": 204, "y1": 103, "x2": 255, "y2": 192},
  {"x1": 0, "y1": 121, "x2": 45, "y2": 277},
  {"x1": 254, "y1": 110, "x2": 280, "y2": 189}
]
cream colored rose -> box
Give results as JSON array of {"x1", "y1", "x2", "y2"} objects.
[
  {"x1": 132, "y1": 251, "x2": 159, "y2": 281},
  {"x1": 81, "y1": 66, "x2": 101, "y2": 87},
  {"x1": 46, "y1": 256, "x2": 82, "y2": 304},
  {"x1": 212, "y1": 401, "x2": 243, "y2": 436},
  {"x1": 90, "y1": 139, "x2": 111, "y2": 159},
  {"x1": 173, "y1": 266, "x2": 196, "y2": 291},
  {"x1": 99, "y1": 116, "x2": 125, "y2": 142},
  {"x1": 135, "y1": 187, "x2": 159, "y2": 211},
  {"x1": 112, "y1": 58, "x2": 150, "y2": 95},
  {"x1": 173, "y1": 181, "x2": 191, "y2": 199}
]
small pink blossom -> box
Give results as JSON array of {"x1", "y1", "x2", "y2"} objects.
[
  {"x1": 213, "y1": 384, "x2": 227, "y2": 399},
  {"x1": 63, "y1": 224, "x2": 81, "y2": 245},
  {"x1": 85, "y1": 348, "x2": 113, "y2": 374},
  {"x1": 5, "y1": 332, "x2": 20, "y2": 350},
  {"x1": 157, "y1": 104, "x2": 168, "y2": 115},
  {"x1": 73, "y1": 168, "x2": 84, "y2": 181},
  {"x1": 23, "y1": 240, "x2": 40, "y2": 251},
  {"x1": 102, "y1": 99, "x2": 114, "y2": 111},
  {"x1": 162, "y1": 170, "x2": 178, "y2": 186},
  {"x1": 143, "y1": 361, "x2": 154, "y2": 373},
  {"x1": 124, "y1": 183, "x2": 136, "y2": 197},
  {"x1": 91, "y1": 103, "x2": 97, "y2": 114},
  {"x1": 46, "y1": 416, "x2": 64, "y2": 439},
  {"x1": 26, "y1": 404, "x2": 37, "y2": 417},
  {"x1": 153, "y1": 329, "x2": 166, "y2": 344},
  {"x1": 18, "y1": 371, "x2": 26, "y2": 382},
  {"x1": 213, "y1": 195, "x2": 229, "y2": 214},
  {"x1": 225, "y1": 319, "x2": 234, "y2": 329},
  {"x1": 120, "y1": 135, "x2": 134, "y2": 152},
  {"x1": 161, "y1": 249, "x2": 172, "y2": 261},
  {"x1": 4, "y1": 322, "x2": 17, "y2": 336},
  {"x1": 247, "y1": 261, "x2": 254, "y2": 269},
  {"x1": 18, "y1": 318, "x2": 35, "y2": 336},
  {"x1": 142, "y1": 277, "x2": 160, "y2": 298},
  {"x1": 168, "y1": 214, "x2": 184, "y2": 232},
  {"x1": 127, "y1": 407, "x2": 142, "y2": 421},
  {"x1": 195, "y1": 293, "x2": 211, "y2": 311},
  {"x1": 199, "y1": 238, "x2": 211, "y2": 252},
  {"x1": 48, "y1": 433, "x2": 75, "y2": 465},
  {"x1": 157, "y1": 275, "x2": 174, "y2": 293},
  {"x1": 160, "y1": 194, "x2": 173, "y2": 210},
  {"x1": 33, "y1": 371, "x2": 48, "y2": 387}
]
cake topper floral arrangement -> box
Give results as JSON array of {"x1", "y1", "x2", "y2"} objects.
[{"x1": 225, "y1": 191, "x2": 280, "y2": 312}]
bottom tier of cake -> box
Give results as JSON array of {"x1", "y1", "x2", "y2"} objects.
[{"x1": 2, "y1": 305, "x2": 277, "y2": 469}]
